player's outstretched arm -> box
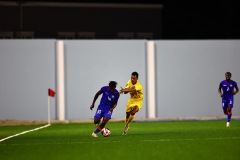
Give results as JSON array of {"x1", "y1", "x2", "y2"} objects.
[
  {"x1": 218, "y1": 86, "x2": 223, "y2": 97},
  {"x1": 120, "y1": 86, "x2": 135, "y2": 94},
  {"x1": 120, "y1": 87, "x2": 127, "y2": 94},
  {"x1": 90, "y1": 90, "x2": 102, "y2": 110},
  {"x1": 233, "y1": 85, "x2": 239, "y2": 95}
]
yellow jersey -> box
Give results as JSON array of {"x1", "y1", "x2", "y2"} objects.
[{"x1": 125, "y1": 80, "x2": 144, "y2": 101}]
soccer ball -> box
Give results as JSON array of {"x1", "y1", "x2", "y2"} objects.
[{"x1": 101, "y1": 128, "x2": 111, "y2": 137}]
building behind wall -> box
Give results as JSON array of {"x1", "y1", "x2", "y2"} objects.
[{"x1": 0, "y1": 1, "x2": 162, "y2": 39}]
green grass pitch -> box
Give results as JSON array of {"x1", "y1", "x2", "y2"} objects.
[{"x1": 0, "y1": 120, "x2": 239, "y2": 160}]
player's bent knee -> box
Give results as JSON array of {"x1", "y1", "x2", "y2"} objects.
[
  {"x1": 130, "y1": 110, "x2": 138, "y2": 115},
  {"x1": 130, "y1": 112, "x2": 135, "y2": 116},
  {"x1": 94, "y1": 119, "x2": 100, "y2": 124}
]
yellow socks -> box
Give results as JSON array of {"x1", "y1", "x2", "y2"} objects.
[{"x1": 126, "y1": 114, "x2": 135, "y2": 126}]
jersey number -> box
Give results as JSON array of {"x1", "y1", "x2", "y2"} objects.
[{"x1": 97, "y1": 110, "x2": 101, "y2": 114}]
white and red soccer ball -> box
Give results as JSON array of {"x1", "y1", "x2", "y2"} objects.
[{"x1": 101, "y1": 128, "x2": 111, "y2": 137}]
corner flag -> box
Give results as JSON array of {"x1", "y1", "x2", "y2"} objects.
[{"x1": 48, "y1": 88, "x2": 55, "y2": 97}]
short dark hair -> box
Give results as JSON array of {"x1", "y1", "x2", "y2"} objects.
[
  {"x1": 109, "y1": 81, "x2": 117, "y2": 87},
  {"x1": 225, "y1": 72, "x2": 232, "y2": 77},
  {"x1": 132, "y1": 72, "x2": 139, "y2": 78}
]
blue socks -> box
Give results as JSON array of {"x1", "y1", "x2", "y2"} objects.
[
  {"x1": 227, "y1": 112, "x2": 232, "y2": 122},
  {"x1": 94, "y1": 126, "x2": 102, "y2": 134}
]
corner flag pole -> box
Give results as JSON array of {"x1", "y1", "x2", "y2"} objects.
[
  {"x1": 48, "y1": 88, "x2": 56, "y2": 125},
  {"x1": 48, "y1": 95, "x2": 51, "y2": 125}
]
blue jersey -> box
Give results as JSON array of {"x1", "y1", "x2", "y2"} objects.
[
  {"x1": 99, "y1": 86, "x2": 120, "y2": 109},
  {"x1": 219, "y1": 80, "x2": 238, "y2": 98}
]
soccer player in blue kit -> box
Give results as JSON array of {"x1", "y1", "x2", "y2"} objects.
[
  {"x1": 218, "y1": 72, "x2": 239, "y2": 127},
  {"x1": 90, "y1": 81, "x2": 120, "y2": 137}
]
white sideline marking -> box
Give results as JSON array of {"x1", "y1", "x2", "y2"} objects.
[{"x1": 0, "y1": 124, "x2": 50, "y2": 143}]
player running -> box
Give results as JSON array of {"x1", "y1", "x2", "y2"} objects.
[
  {"x1": 120, "y1": 72, "x2": 144, "y2": 135},
  {"x1": 218, "y1": 72, "x2": 239, "y2": 127},
  {"x1": 90, "y1": 81, "x2": 120, "y2": 137}
]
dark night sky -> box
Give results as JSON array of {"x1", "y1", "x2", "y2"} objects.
[{"x1": 163, "y1": 1, "x2": 240, "y2": 39}]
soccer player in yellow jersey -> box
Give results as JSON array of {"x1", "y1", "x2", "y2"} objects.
[{"x1": 120, "y1": 72, "x2": 144, "y2": 135}]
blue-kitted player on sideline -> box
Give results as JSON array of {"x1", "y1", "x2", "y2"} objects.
[
  {"x1": 90, "y1": 81, "x2": 120, "y2": 137},
  {"x1": 218, "y1": 72, "x2": 239, "y2": 127}
]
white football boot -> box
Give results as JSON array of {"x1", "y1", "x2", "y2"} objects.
[
  {"x1": 226, "y1": 122, "x2": 230, "y2": 127},
  {"x1": 91, "y1": 132, "x2": 98, "y2": 137}
]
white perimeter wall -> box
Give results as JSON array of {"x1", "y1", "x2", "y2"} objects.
[
  {"x1": 0, "y1": 40, "x2": 239, "y2": 120},
  {"x1": 0, "y1": 40, "x2": 56, "y2": 120},
  {"x1": 64, "y1": 40, "x2": 147, "y2": 120},
  {"x1": 155, "y1": 40, "x2": 240, "y2": 118}
]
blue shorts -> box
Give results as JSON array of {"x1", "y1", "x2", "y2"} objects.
[
  {"x1": 222, "y1": 96, "x2": 234, "y2": 110},
  {"x1": 94, "y1": 104, "x2": 112, "y2": 119}
]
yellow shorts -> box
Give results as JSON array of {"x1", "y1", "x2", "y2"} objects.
[{"x1": 126, "y1": 99, "x2": 143, "y2": 112}]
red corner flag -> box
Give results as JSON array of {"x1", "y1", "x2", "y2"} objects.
[{"x1": 48, "y1": 88, "x2": 55, "y2": 97}]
